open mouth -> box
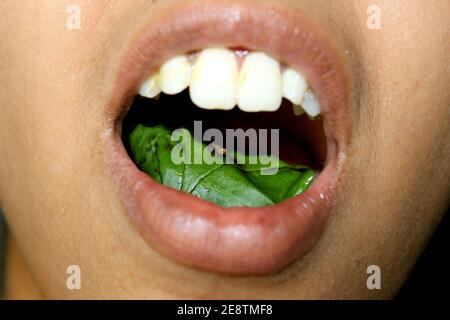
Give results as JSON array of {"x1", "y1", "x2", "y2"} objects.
[
  {"x1": 104, "y1": 0, "x2": 351, "y2": 275},
  {"x1": 122, "y1": 47, "x2": 327, "y2": 207}
]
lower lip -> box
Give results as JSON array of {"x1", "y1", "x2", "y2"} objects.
[{"x1": 105, "y1": 0, "x2": 350, "y2": 275}]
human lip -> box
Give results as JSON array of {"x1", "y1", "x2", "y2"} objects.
[{"x1": 103, "y1": 0, "x2": 351, "y2": 275}]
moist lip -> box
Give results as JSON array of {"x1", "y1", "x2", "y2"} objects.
[{"x1": 103, "y1": 0, "x2": 351, "y2": 275}]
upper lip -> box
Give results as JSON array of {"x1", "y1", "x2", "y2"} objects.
[{"x1": 103, "y1": 0, "x2": 351, "y2": 275}]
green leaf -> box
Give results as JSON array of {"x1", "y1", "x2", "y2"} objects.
[{"x1": 129, "y1": 124, "x2": 315, "y2": 208}]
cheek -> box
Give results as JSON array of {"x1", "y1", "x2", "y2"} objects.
[
  {"x1": 0, "y1": 2, "x2": 144, "y2": 298},
  {"x1": 312, "y1": 0, "x2": 450, "y2": 296},
  {"x1": 0, "y1": 0, "x2": 124, "y2": 210},
  {"x1": 347, "y1": 0, "x2": 450, "y2": 198}
]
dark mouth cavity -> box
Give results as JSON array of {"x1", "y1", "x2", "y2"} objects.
[
  {"x1": 120, "y1": 90, "x2": 327, "y2": 207},
  {"x1": 122, "y1": 92, "x2": 326, "y2": 168}
]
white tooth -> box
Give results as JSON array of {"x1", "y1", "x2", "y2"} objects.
[
  {"x1": 238, "y1": 52, "x2": 283, "y2": 112},
  {"x1": 189, "y1": 48, "x2": 238, "y2": 110},
  {"x1": 139, "y1": 73, "x2": 161, "y2": 98},
  {"x1": 282, "y1": 68, "x2": 307, "y2": 105},
  {"x1": 159, "y1": 55, "x2": 191, "y2": 95},
  {"x1": 301, "y1": 89, "x2": 321, "y2": 117}
]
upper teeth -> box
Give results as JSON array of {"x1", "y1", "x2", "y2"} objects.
[
  {"x1": 238, "y1": 52, "x2": 283, "y2": 112},
  {"x1": 160, "y1": 55, "x2": 192, "y2": 95},
  {"x1": 138, "y1": 73, "x2": 161, "y2": 99},
  {"x1": 138, "y1": 47, "x2": 321, "y2": 117},
  {"x1": 282, "y1": 67, "x2": 308, "y2": 106},
  {"x1": 190, "y1": 48, "x2": 238, "y2": 110}
]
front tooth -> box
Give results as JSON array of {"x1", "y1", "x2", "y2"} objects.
[
  {"x1": 238, "y1": 52, "x2": 282, "y2": 112},
  {"x1": 189, "y1": 48, "x2": 238, "y2": 110},
  {"x1": 139, "y1": 73, "x2": 161, "y2": 98},
  {"x1": 159, "y1": 55, "x2": 191, "y2": 95},
  {"x1": 301, "y1": 89, "x2": 321, "y2": 117},
  {"x1": 282, "y1": 68, "x2": 307, "y2": 105}
]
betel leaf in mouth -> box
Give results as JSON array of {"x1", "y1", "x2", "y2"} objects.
[{"x1": 129, "y1": 124, "x2": 315, "y2": 208}]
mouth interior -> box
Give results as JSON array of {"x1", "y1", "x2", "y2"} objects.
[{"x1": 121, "y1": 90, "x2": 327, "y2": 207}]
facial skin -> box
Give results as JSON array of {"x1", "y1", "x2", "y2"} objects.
[{"x1": 0, "y1": 0, "x2": 449, "y2": 299}]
